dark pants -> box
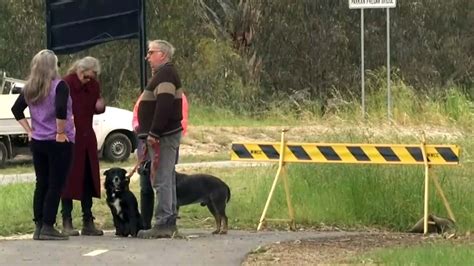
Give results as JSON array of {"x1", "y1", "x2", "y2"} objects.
[
  {"x1": 61, "y1": 154, "x2": 94, "y2": 220},
  {"x1": 138, "y1": 139, "x2": 154, "y2": 229},
  {"x1": 139, "y1": 161, "x2": 154, "y2": 229},
  {"x1": 31, "y1": 139, "x2": 73, "y2": 226}
]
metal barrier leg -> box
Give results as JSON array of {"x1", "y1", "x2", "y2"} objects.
[
  {"x1": 431, "y1": 171, "x2": 456, "y2": 222},
  {"x1": 257, "y1": 165, "x2": 284, "y2": 231},
  {"x1": 281, "y1": 166, "x2": 295, "y2": 230},
  {"x1": 423, "y1": 161, "x2": 430, "y2": 234},
  {"x1": 257, "y1": 129, "x2": 288, "y2": 231},
  {"x1": 421, "y1": 133, "x2": 430, "y2": 234}
]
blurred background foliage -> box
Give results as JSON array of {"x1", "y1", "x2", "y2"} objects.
[{"x1": 0, "y1": 0, "x2": 472, "y2": 115}]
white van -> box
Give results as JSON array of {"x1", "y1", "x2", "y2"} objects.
[{"x1": 0, "y1": 72, "x2": 137, "y2": 168}]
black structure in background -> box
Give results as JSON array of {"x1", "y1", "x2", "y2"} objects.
[{"x1": 45, "y1": 0, "x2": 147, "y2": 91}]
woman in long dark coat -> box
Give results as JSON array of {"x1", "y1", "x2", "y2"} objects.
[{"x1": 61, "y1": 56, "x2": 105, "y2": 236}]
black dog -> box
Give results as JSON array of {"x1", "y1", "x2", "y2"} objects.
[
  {"x1": 141, "y1": 161, "x2": 231, "y2": 234},
  {"x1": 176, "y1": 172, "x2": 231, "y2": 234},
  {"x1": 103, "y1": 168, "x2": 143, "y2": 237}
]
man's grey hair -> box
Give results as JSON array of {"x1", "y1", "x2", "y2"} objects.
[{"x1": 148, "y1": 40, "x2": 176, "y2": 59}]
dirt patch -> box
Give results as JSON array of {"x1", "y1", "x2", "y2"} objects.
[
  {"x1": 242, "y1": 232, "x2": 473, "y2": 265},
  {"x1": 180, "y1": 124, "x2": 466, "y2": 157}
]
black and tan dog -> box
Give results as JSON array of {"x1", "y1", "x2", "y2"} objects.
[
  {"x1": 103, "y1": 168, "x2": 143, "y2": 237},
  {"x1": 140, "y1": 161, "x2": 231, "y2": 234},
  {"x1": 175, "y1": 172, "x2": 231, "y2": 234}
]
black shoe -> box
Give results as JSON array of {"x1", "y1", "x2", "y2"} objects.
[
  {"x1": 82, "y1": 217, "x2": 104, "y2": 236},
  {"x1": 39, "y1": 224, "x2": 69, "y2": 240},
  {"x1": 137, "y1": 224, "x2": 174, "y2": 239},
  {"x1": 33, "y1": 222, "x2": 42, "y2": 240},
  {"x1": 62, "y1": 217, "x2": 80, "y2": 236}
]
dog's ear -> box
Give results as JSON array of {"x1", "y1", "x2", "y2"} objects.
[
  {"x1": 103, "y1": 169, "x2": 109, "y2": 176},
  {"x1": 119, "y1": 168, "x2": 127, "y2": 177}
]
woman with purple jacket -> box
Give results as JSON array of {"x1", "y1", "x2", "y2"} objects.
[{"x1": 11, "y1": 49, "x2": 75, "y2": 240}]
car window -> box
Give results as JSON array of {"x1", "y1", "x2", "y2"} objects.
[
  {"x1": 12, "y1": 85, "x2": 22, "y2": 94},
  {"x1": 2, "y1": 81, "x2": 12, "y2": 95}
]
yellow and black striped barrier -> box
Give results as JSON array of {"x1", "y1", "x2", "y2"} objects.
[
  {"x1": 231, "y1": 142, "x2": 460, "y2": 165},
  {"x1": 230, "y1": 130, "x2": 461, "y2": 234}
]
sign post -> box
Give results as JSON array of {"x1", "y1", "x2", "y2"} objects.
[{"x1": 349, "y1": 0, "x2": 397, "y2": 120}]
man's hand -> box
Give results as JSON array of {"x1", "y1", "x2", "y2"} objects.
[{"x1": 147, "y1": 135, "x2": 159, "y2": 146}]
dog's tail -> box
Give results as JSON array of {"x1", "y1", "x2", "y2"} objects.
[{"x1": 226, "y1": 186, "x2": 231, "y2": 203}]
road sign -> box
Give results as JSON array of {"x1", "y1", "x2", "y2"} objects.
[
  {"x1": 349, "y1": 0, "x2": 396, "y2": 9},
  {"x1": 351, "y1": 1, "x2": 396, "y2": 120}
]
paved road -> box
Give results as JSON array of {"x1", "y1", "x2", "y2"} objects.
[{"x1": 0, "y1": 229, "x2": 352, "y2": 265}]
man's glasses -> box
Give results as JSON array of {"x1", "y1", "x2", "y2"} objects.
[
  {"x1": 145, "y1": 49, "x2": 163, "y2": 60},
  {"x1": 147, "y1": 50, "x2": 161, "y2": 56}
]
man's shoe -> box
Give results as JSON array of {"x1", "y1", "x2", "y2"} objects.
[
  {"x1": 137, "y1": 224, "x2": 174, "y2": 239},
  {"x1": 33, "y1": 221, "x2": 42, "y2": 240},
  {"x1": 82, "y1": 217, "x2": 104, "y2": 236},
  {"x1": 169, "y1": 224, "x2": 177, "y2": 234},
  {"x1": 168, "y1": 222, "x2": 178, "y2": 236},
  {"x1": 39, "y1": 224, "x2": 69, "y2": 240},
  {"x1": 168, "y1": 223, "x2": 188, "y2": 239},
  {"x1": 62, "y1": 217, "x2": 80, "y2": 236}
]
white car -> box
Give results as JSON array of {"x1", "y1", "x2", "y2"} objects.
[
  {"x1": 92, "y1": 106, "x2": 137, "y2": 162},
  {"x1": 0, "y1": 72, "x2": 136, "y2": 167}
]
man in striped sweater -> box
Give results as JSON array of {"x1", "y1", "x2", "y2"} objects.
[{"x1": 137, "y1": 40, "x2": 183, "y2": 239}]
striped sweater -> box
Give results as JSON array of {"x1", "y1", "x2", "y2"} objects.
[{"x1": 137, "y1": 62, "x2": 183, "y2": 139}]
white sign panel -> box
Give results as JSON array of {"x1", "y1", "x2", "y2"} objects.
[{"x1": 349, "y1": 0, "x2": 396, "y2": 9}]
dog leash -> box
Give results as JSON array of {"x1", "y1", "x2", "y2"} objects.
[
  {"x1": 149, "y1": 142, "x2": 160, "y2": 183},
  {"x1": 126, "y1": 141, "x2": 160, "y2": 181},
  {"x1": 126, "y1": 144, "x2": 148, "y2": 179}
]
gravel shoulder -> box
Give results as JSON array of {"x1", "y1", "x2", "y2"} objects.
[{"x1": 243, "y1": 231, "x2": 474, "y2": 265}]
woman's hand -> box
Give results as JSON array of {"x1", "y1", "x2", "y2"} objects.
[
  {"x1": 18, "y1": 119, "x2": 33, "y2": 141},
  {"x1": 56, "y1": 132, "x2": 69, "y2": 143},
  {"x1": 95, "y1": 97, "x2": 106, "y2": 114}
]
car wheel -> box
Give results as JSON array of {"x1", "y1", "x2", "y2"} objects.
[
  {"x1": 103, "y1": 133, "x2": 132, "y2": 162},
  {"x1": 0, "y1": 141, "x2": 7, "y2": 168}
]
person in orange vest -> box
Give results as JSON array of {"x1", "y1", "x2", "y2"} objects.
[{"x1": 132, "y1": 90, "x2": 188, "y2": 230}]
